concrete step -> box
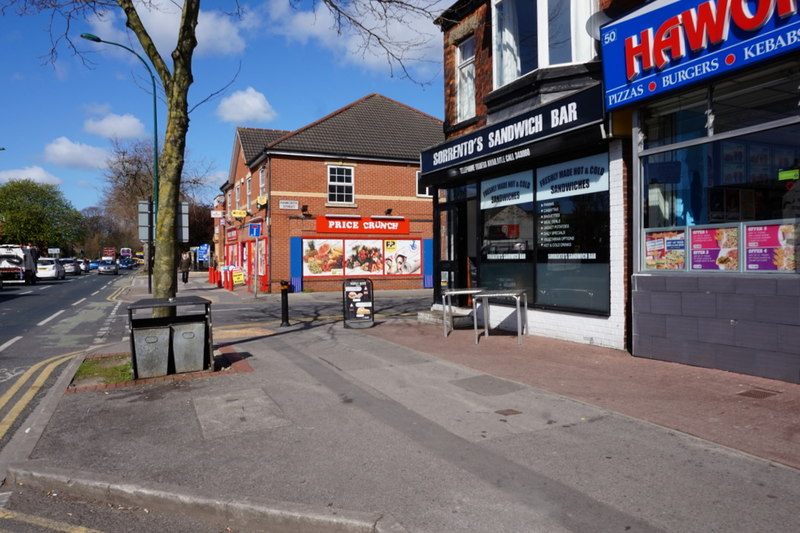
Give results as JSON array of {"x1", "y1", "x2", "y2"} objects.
[{"x1": 418, "y1": 309, "x2": 474, "y2": 329}]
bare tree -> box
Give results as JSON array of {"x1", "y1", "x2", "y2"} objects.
[
  {"x1": 103, "y1": 138, "x2": 215, "y2": 251},
  {"x1": 4, "y1": 0, "x2": 443, "y2": 314}
]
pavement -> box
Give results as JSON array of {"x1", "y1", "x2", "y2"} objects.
[{"x1": 2, "y1": 271, "x2": 800, "y2": 532}]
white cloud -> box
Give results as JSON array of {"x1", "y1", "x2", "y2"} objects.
[
  {"x1": 216, "y1": 87, "x2": 277, "y2": 123},
  {"x1": 43, "y1": 137, "x2": 110, "y2": 170},
  {"x1": 84, "y1": 113, "x2": 146, "y2": 139},
  {"x1": 262, "y1": 0, "x2": 444, "y2": 75},
  {"x1": 196, "y1": 10, "x2": 247, "y2": 56},
  {"x1": 88, "y1": 2, "x2": 248, "y2": 60},
  {"x1": 84, "y1": 102, "x2": 113, "y2": 116},
  {"x1": 0, "y1": 166, "x2": 61, "y2": 185}
]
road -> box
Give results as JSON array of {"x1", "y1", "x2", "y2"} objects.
[
  {"x1": 0, "y1": 270, "x2": 132, "y2": 448},
  {"x1": 0, "y1": 271, "x2": 434, "y2": 532}
]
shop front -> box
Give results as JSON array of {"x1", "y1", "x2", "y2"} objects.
[
  {"x1": 420, "y1": 85, "x2": 629, "y2": 349},
  {"x1": 223, "y1": 221, "x2": 269, "y2": 292},
  {"x1": 288, "y1": 215, "x2": 432, "y2": 292},
  {"x1": 602, "y1": 0, "x2": 800, "y2": 382}
]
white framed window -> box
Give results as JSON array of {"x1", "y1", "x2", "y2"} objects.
[
  {"x1": 457, "y1": 36, "x2": 476, "y2": 123},
  {"x1": 416, "y1": 171, "x2": 431, "y2": 198},
  {"x1": 246, "y1": 177, "x2": 252, "y2": 205},
  {"x1": 235, "y1": 184, "x2": 241, "y2": 208},
  {"x1": 492, "y1": 0, "x2": 595, "y2": 88},
  {"x1": 259, "y1": 166, "x2": 265, "y2": 195},
  {"x1": 227, "y1": 191, "x2": 232, "y2": 212},
  {"x1": 328, "y1": 166, "x2": 354, "y2": 204}
]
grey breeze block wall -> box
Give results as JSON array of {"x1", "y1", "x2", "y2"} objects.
[{"x1": 632, "y1": 274, "x2": 800, "y2": 384}]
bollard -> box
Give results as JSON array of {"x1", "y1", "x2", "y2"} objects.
[{"x1": 280, "y1": 280, "x2": 290, "y2": 327}]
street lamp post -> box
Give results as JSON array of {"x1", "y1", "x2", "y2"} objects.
[{"x1": 81, "y1": 32, "x2": 159, "y2": 293}]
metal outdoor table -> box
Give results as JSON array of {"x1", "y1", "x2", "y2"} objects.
[
  {"x1": 442, "y1": 287, "x2": 484, "y2": 338},
  {"x1": 472, "y1": 289, "x2": 528, "y2": 345}
]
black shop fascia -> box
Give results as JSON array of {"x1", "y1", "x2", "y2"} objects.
[{"x1": 420, "y1": 85, "x2": 606, "y2": 189}]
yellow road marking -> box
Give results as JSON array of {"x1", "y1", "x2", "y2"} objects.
[
  {"x1": 0, "y1": 351, "x2": 81, "y2": 413},
  {"x1": 0, "y1": 509, "x2": 105, "y2": 532},
  {"x1": 0, "y1": 355, "x2": 77, "y2": 440}
]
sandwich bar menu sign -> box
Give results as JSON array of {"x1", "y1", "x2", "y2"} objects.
[{"x1": 343, "y1": 278, "x2": 374, "y2": 328}]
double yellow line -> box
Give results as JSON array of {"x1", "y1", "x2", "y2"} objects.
[
  {"x1": 0, "y1": 350, "x2": 82, "y2": 441},
  {"x1": 0, "y1": 508, "x2": 104, "y2": 532}
]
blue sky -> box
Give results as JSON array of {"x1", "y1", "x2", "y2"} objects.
[{"x1": 0, "y1": 0, "x2": 447, "y2": 211}]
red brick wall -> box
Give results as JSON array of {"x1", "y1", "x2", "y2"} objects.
[
  {"x1": 442, "y1": 4, "x2": 491, "y2": 138},
  {"x1": 226, "y1": 155, "x2": 433, "y2": 293}
]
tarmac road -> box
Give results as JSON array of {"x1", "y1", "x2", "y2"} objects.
[{"x1": 1, "y1": 272, "x2": 798, "y2": 532}]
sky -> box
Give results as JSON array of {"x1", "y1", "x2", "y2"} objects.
[{"x1": 0, "y1": 0, "x2": 448, "y2": 211}]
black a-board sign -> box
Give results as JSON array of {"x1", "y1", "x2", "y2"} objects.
[{"x1": 343, "y1": 278, "x2": 374, "y2": 328}]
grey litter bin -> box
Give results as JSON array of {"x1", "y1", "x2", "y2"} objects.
[
  {"x1": 171, "y1": 319, "x2": 206, "y2": 373},
  {"x1": 128, "y1": 296, "x2": 213, "y2": 379},
  {"x1": 131, "y1": 318, "x2": 171, "y2": 378}
]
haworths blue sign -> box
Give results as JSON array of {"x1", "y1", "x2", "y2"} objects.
[{"x1": 601, "y1": 0, "x2": 800, "y2": 110}]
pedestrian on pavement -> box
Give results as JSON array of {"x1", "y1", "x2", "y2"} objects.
[{"x1": 179, "y1": 252, "x2": 192, "y2": 284}]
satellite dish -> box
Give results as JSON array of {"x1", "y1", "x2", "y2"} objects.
[{"x1": 586, "y1": 10, "x2": 613, "y2": 41}]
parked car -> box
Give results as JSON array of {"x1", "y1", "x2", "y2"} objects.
[
  {"x1": 97, "y1": 259, "x2": 119, "y2": 275},
  {"x1": 0, "y1": 244, "x2": 37, "y2": 284},
  {"x1": 59, "y1": 258, "x2": 81, "y2": 275},
  {"x1": 37, "y1": 258, "x2": 66, "y2": 280}
]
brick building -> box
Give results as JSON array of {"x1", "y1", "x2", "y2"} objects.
[
  {"x1": 421, "y1": 0, "x2": 635, "y2": 350},
  {"x1": 602, "y1": 0, "x2": 800, "y2": 383},
  {"x1": 216, "y1": 94, "x2": 444, "y2": 294},
  {"x1": 421, "y1": 0, "x2": 800, "y2": 384}
]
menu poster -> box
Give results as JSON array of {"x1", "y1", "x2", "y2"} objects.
[
  {"x1": 745, "y1": 223, "x2": 798, "y2": 272},
  {"x1": 691, "y1": 227, "x2": 739, "y2": 270},
  {"x1": 644, "y1": 230, "x2": 686, "y2": 270}
]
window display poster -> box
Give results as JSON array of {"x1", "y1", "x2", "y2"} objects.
[
  {"x1": 690, "y1": 227, "x2": 739, "y2": 270},
  {"x1": 345, "y1": 239, "x2": 384, "y2": 275},
  {"x1": 480, "y1": 171, "x2": 534, "y2": 209},
  {"x1": 536, "y1": 153, "x2": 609, "y2": 201},
  {"x1": 745, "y1": 223, "x2": 798, "y2": 272},
  {"x1": 644, "y1": 230, "x2": 685, "y2": 270},
  {"x1": 384, "y1": 240, "x2": 422, "y2": 275},
  {"x1": 302, "y1": 239, "x2": 345, "y2": 276},
  {"x1": 302, "y1": 238, "x2": 422, "y2": 277}
]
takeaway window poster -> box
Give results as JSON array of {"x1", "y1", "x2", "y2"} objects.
[
  {"x1": 690, "y1": 226, "x2": 739, "y2": 271},
  {"x1": 745, "y1": 223, "x2": 799, "y2": 272},
  {"x1": 644, "y1": 230, "x2": 686, "y2": 270}
]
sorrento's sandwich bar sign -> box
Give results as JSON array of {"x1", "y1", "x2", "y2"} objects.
[
  {"x1": 601, "y1": 0, "x2": 800, "y2": 110},
  {"x1": 420, "y1": 85, "x2": 603, "y2": 178}
]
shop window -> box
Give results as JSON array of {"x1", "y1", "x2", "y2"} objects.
[
  {"x1": 328, "y1": 166, "x2": 354, "y2": 204},
  {"x1": 534, "y1": 153, "x2": 610, "y2": 314},
  {"x1": 641, "y1": 88, "x2": 708, "y2": 150},
  {"x1": 492, "y1": 0, "x2": 595, "y2": 88},
  {"x1": 456, "y1": 36, "x2": 476, "y2": 123},
  {"x1": 479, "y1": 171, "x2": 535, "y2": 298},
  {"x1": 713, "y1": 64, "x2": 800, "y2": 135},
  {"x1": 641, "y1": 124, "x2": 800, "y2": 273}
]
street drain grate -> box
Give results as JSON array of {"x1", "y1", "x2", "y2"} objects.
[
  {"x1": 737, "y1": 388, "x2": 780, "y2": 399},
  {"x1": 495, "y1": 409, "x2": 522, "y2": 416}
]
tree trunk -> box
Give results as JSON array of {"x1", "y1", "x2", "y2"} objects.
[{"x1": 118, "y1": 0, "x2": 199, "y2": 317}]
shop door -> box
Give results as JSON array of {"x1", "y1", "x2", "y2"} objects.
[{"x1": 434, "y1": 202, "x2": 474, "y2": 303}]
